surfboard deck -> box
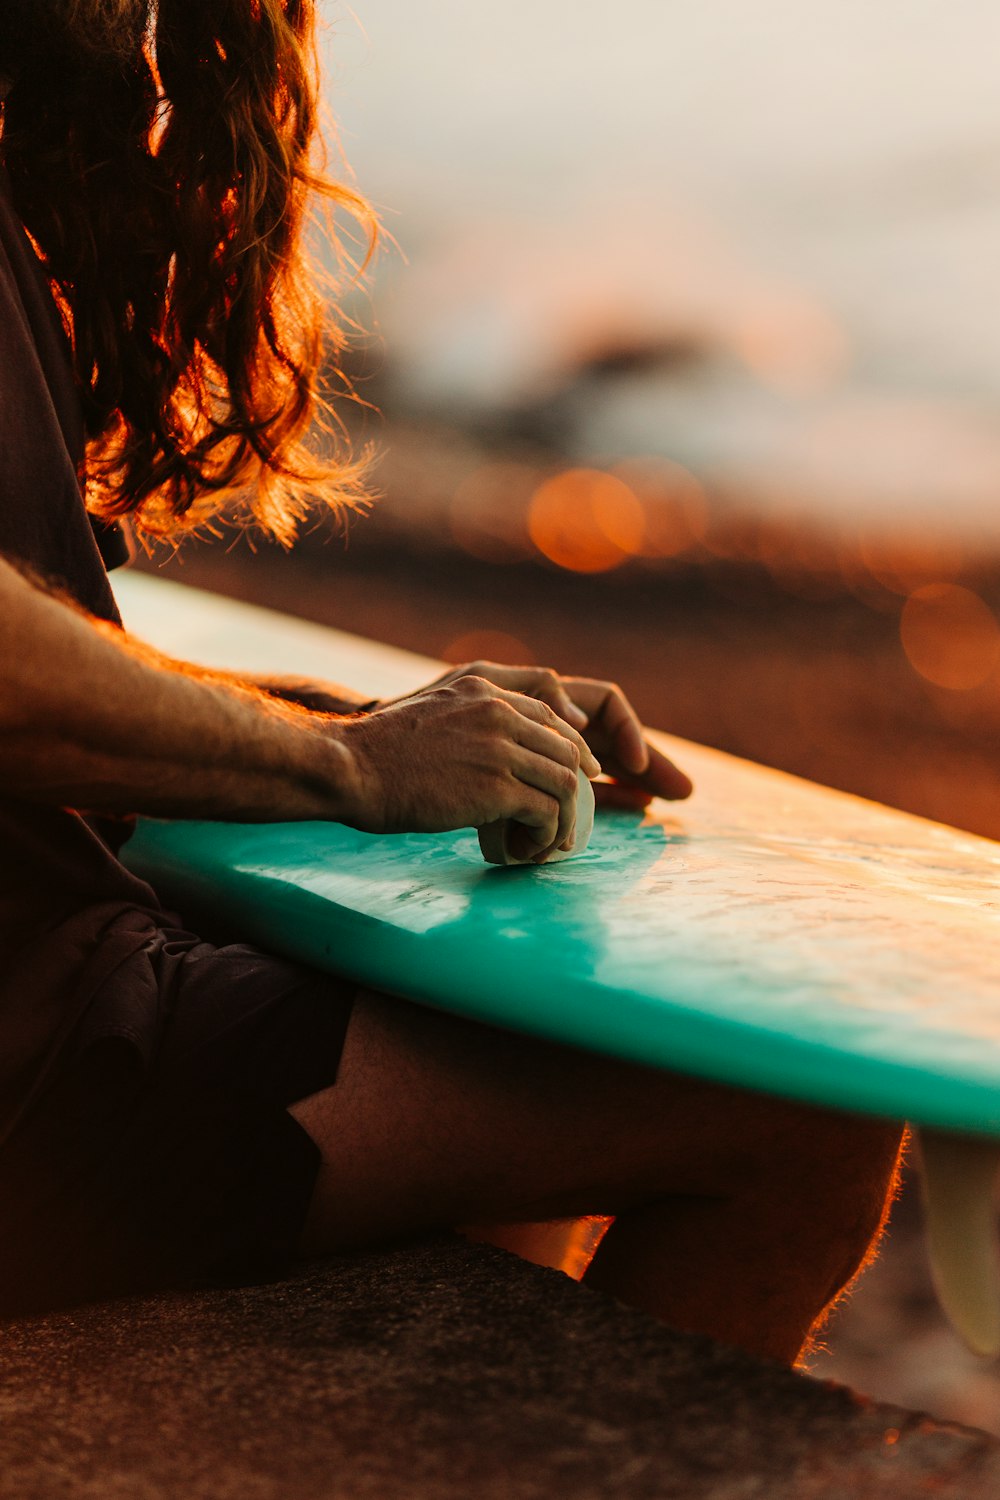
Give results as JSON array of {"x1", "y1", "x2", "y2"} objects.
[{"x1": 116, "y1": 571, "x2": 1000, "y2": 1141}]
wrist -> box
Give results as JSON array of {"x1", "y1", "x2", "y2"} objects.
[{"x1": 283, "y1": 714, "x2": 369, "y2": 825}]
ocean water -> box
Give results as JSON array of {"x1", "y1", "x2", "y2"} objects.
[{"x1": 321, "y1": 1, "x2": 1000, "y2": 544}]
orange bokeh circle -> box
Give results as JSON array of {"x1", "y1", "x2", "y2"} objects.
[
  {"x1": 900, "y1": 583, "x2": 1000, "y2": 692},
  {"x1": 528, "y1": 468, "x2": 644, "y2": 574}
]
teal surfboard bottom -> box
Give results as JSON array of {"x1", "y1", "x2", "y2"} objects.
[{"x1": 124, "y1": 813, "x2": 1000, "y2": 1140}]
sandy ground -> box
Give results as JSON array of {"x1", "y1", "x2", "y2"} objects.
[{"x1": 134, "y1": 415, "x2": 1000, "y2": 1436}]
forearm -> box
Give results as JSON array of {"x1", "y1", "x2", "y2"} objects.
[
  {"x1": 243, "y1": 674, "x2": 377, "y2": 717},
  {"x1": 0, "y1": 559, "x2": 362, "y2": 823}
]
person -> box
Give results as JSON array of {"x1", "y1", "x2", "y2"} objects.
[{"x1": 0, "y1": 0, "x2": 904, "y2": 1365}]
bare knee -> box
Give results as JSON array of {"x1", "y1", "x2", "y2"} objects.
[
  {"x1": 583, "y1": 1110, "x2": 906, "y2": 1363},
  {"x1": 805, "y1": 1115, "x2": 908, "y2": 1299},
  {"x1": 727, "y1": 1105, "x2": 906, "y2": 1246},
  {"x1": 725, "y1": 1107, "x2": 907, "y2": 1327}
]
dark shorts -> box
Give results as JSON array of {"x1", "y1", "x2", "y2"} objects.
[{"x1": 0, "y1": 931, "x2": 357, "y2": 1318}]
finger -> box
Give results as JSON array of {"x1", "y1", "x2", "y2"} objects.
[
  {"x1": 509, "y1": 749, "x2": 579, "y2": 859},
  {"x1": 493, "y1": 689, "x2": 601, "y2": 777},
  {"x1": 501, "y1": 785, "x2": 562, "y2": 861},
  {"x1": 505, "y1": 819, "x2": 556, "y2": 863},
  {"x1": 639, "y1": 742, "x2": 693, "y2": 800},
  {"x1": 526, "y1": 668, "x2": 589, "y2": 731},
  {"x1": 592, "y1": 738, "x2": 693, "y2": 802},
  {"x1": 486, "y1": 665, "x2": 590, "y2": 731},
  {"x1": 563, "y1": 679, "x2": 648, "y2": 775},
  {"x1": 593, "y1": 689, "x2": 648, "y2": 776},
  {"x1": 509, "y1": 714, "x2": 581, "y2": 773},
  {"x1": 593, "y1": 780, "x2": 654, "y2": 811},
  {"x1": 503, "y1": 706, "x2": 588, "y2": 859}
]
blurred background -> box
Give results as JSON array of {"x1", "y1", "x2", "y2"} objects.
[{"x1": 139, "y1": 0, "x2": 1000, "y2": 1429}]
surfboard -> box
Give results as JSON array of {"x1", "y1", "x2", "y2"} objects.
[{"x1": 113, "y1": 571, "x2": 1000, "y2": 1354}]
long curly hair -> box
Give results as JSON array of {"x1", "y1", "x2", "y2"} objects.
[{"x1": 0, "y1": 0, "x2": 379, "y2": 543}]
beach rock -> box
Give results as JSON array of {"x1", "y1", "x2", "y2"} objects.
[{"x1": 1, "y1": 1235, "x2": 998, "y2": 1499}]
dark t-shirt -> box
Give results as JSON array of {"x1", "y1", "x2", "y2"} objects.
[{"x1": 0, "y1": 150, "x2": 164, "y2": 1144}]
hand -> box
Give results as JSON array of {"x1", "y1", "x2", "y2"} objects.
[
  {"x1": 341, "y1": 674, "x2": 602, "y2": 862},
  {"x1": 555, "y1": 674, "x2": 693, "y2": 811},
  {"x1": 382, "y1": 662, "x2": 692, "y2": 811}
]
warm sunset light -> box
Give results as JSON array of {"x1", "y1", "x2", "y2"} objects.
[
  {"x1": 699, "y1": 513, "x2": 760, "y2": 564},
  {"x1": 12, "y1": 0, "x2": 1000, "y2": 1465},
  {"x1": 730, "y1": 294, "x2": 849, "y2": 397},
  {"x1": 449, "y1": 462, "x2": 537, "y2": 564},
  {"x1": 900, "y1": 583, "x2": 1000, "y2": 692},
  {"x1": 764, "y1": 538, "x2": 845, "y2": 603},
  {"x1": 528, "y1": 468, "x2": 645, "y2": 573},
  {"x1": 609, "y1": 457, "x2": 709, "y2": 558},
  {"x1": 857, "y1": 533, "x2": 965, "y2": 597},
  {"x1": 441, "y1": 629, "x2": 535, "y2": 666}
]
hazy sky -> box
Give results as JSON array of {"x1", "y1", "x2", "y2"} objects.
[
  {"x1": 316, "y1": 2, "x2": 1000, "y2": 529},
  {"x1": 323, "y1": 1, "x2": 1000, "y2": 203}
]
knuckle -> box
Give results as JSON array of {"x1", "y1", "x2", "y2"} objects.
[{"x1": 484, "y1": 698, "x2": 511, "y2": 729}]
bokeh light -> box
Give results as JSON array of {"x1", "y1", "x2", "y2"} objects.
[
  {"x1": 609, "y1": 457, "x2": 708, "y2": 558},
  {"x1": 900, "y1": 583, "x2": 1000, "y2": 691},
  {"x1": 527, "y1": 468, "x2": 644, "y2": 573},
  {"x1": 730, "y1": 294, "x2": 850, "y2": 397},
  {"x1": 857, "y1": 532, "x2": 965, "y2": 597},
  {"x1": 449, "y1": 461, "x2": 537, "y2": 564},
  {"x1": 440, "y1": 629, "x2": 535, "y2": 667},
  {"x1": 700, "y1": 512, "x2": 761, "y2": 564},
  {"x1": 753, "y1": 524, "x2": 844, "y2": 600}
]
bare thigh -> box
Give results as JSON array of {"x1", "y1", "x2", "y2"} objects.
[{"x1": 288, "y1": 987, "x2": 901, "y2": 1256}]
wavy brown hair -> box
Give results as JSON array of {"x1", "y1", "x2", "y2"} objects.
[{"x1": 0, "y1": 0, "x2": 378, "y2": 543}]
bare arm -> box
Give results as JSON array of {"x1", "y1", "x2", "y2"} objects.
[
  {"x1": 0, "y1": 557, "x2": 598, "y2": 859},
  {"x1": 242, "y1": 675, "x2": 375, "y2": 717},
  {"x1": 0, "y1": 555, "x2": 360, "y2": 822}
]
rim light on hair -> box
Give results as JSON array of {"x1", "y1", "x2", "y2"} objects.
[{"x1": 1, "y1": 0, "x2": 380, "y2": 544}]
